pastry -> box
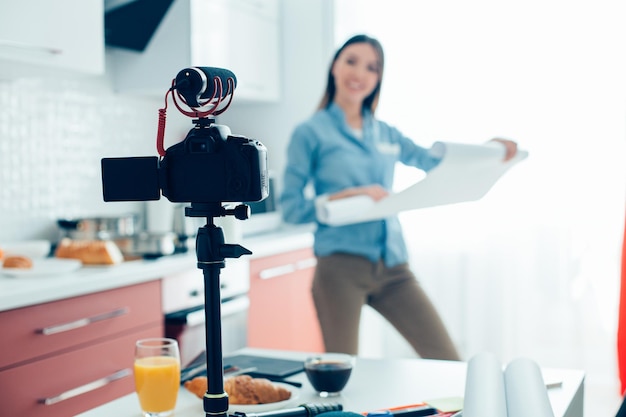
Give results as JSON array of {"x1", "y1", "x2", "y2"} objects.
[
  {"x1": 184, "y1": 376, "x2": 208, "y2": 399},
  {"x1": 184, "y1": 375, "x2": 291, "y2": 404},
  {"x1": 55, "y1": 238, "x2": 123, "y2": 265},
  {"x1": 226, "y1": 375, "x2": 291, "y2": 404},
  {"x1": 3, "y1": 255, "x2": 33, "y2": 269}
]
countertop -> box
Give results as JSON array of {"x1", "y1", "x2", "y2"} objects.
[
  {"x1": 77, "y1": 348, "x2": 585, "y2": 417},
  {"x1": 0, "y1": 225, "x2": 314, "y2": 313}
]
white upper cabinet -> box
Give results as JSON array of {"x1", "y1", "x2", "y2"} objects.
[
  {"x1": 0, "y1": 0, "x2": 105, "y2": 74},
  {"x1": 108, "y1": 0, "x2": 281, "y2": 103},
  {"x1": 190, "y1": 0, "x2": 280, "y2": 102}
]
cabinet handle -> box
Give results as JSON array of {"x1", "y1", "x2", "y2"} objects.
[
  {"x1": 39, "y1": 368, "x2": 132, "y2": 406},
  {"x1": 36, "y1": 307, "x2": 129, "y2": 335},
  {"x1": 259, "y1": 258, "x2": 317, "y2": 280},
  {"x1": 296, "y1": 257, "x2": 318, "y2": 270},
  {"x1": 0, "y1": 39, "x2": 62, "y2": 55}
]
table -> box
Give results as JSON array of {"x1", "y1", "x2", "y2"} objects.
[{"x1": 77, "y1": 348, "x2": 584, "y2": 417}]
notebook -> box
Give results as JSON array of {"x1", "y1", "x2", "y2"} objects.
[
  {"x1": 223, "y1": 354, "x2": 304, "y2": 379},
  {"x1": 180, "y1": 352, "x2": 304, "y2": 382}
]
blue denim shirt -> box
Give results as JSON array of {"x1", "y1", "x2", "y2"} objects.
[{"x1": 280, "y1": 103, "x2": 441, "y2": 267}]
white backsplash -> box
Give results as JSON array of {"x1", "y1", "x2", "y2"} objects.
[{"x1": 0, "y1": 62, "x2": 189, "y2": 242}]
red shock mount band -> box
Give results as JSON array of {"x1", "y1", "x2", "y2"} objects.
[{"x1": 156, "y1": 76, "x2": 236, "y2": 157}]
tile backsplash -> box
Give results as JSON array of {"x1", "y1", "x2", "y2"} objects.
[{"x1": 0, "y1": 62, "x2": 188, "y2": 242}]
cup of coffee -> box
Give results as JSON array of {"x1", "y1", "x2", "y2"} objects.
[{"x1": 304, "y1": 353, "x2": 355, "y2": 397}]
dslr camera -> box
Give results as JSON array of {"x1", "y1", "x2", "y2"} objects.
[{"x1": 101, "y1": 67, "x2": 269, "y2": 206}]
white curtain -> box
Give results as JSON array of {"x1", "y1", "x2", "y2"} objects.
[{"x1": 337, "y1": 0, "x2": 626, "y2": 393}]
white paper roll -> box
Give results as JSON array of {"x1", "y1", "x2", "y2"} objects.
[
  {"x1": 463, "y1": 352, "x2": 507, "y2": 417},
  {"x1": 505, "y1": 358, "x2": 555, "y2": 417},
  {"x1": 462, "y1": 353, "x2": 555, "y2": 417},
  {"x1": 318, "y1": 141, "x2": 528, "y2": 226},
  {"x1": 317, "y1": 195, "x2": 375, "y2": 225}
]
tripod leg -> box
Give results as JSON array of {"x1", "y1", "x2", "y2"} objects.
[{"x1": 201, "y1": 265, "x2": 229, "y2": 416}]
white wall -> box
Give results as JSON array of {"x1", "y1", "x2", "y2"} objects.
[{"x1": 0, "y1": 58, "x2": 189, "y2": 242}]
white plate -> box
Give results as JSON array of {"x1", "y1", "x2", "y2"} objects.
[
  {"x1": 225, "y1": 382, "x2": 300, "y2": 414},
  {"x1": 1, "y1": 240, "x2": 51, "y2": 259},
  {"x1": 1, "y1": 258, "x2": 82, "y2": 277}
]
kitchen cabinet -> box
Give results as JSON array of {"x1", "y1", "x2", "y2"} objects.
[
  {"x1": 248, "y1": 247, "x2": 324, "y2": 352},
  {"x1": 0, "y1": 281, "x2": 163, "y2": 417},
  {"x1": 109, "y1": 0, "x2": 280, "y2": 102},
  {"x1": 0, "y1": 0, "x2": 104, "y2": 74}
]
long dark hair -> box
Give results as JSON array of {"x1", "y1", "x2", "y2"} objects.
[{"x1": 317, "y1": 34, "x2": 385, "y2": 114}]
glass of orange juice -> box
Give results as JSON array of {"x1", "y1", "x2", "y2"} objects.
[{"x1": 134, "y1": 338, "x2": 181, "y2": 417}]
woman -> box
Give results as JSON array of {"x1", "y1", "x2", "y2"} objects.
[{"x1": 280, "y1": 34, "x2": 516, "y2": 359}]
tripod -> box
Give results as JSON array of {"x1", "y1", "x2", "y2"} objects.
[
  {"x1": 186, "y1": 201, "x2": 250, "y2": 417},
  {"x1": 186, "y1": 201, "x2": 344, "y2": 417}
]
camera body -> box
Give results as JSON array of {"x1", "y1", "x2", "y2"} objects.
[{"x1": 101, "y1": 118, "x2": 269, "y2": 204}]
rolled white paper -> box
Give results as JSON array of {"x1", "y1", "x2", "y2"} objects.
[
  {"x1": 318, "y1": 141, "x2": 528, "y2": 226},
  {"x1": 462, "y1": 353, "x2": 555, "y2": 417},
  {"x1": 463, "y1": 352, "x2": 507, "y2": 417},
  {"x1": 505, "y1": 357, "x2": 555, "y2": 417},
  {"x1": 317, "y1": 195, "x2": 375, "y2": 225}
]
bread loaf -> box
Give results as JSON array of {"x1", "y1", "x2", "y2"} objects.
[
  {"x1": 3, "y1": 255, "x2": 33, "y2": 269},
  {"x1": 55, "y1": 238, "x2": 123, "y2": 265}
]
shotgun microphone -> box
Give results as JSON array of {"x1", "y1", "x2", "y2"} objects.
[{"x1": 174, "y1": 66, "x2": 238, "y2": 107}]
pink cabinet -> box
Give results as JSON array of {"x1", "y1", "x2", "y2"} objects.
[
  {"x1": 248, "y1": 247, "x2": 324, "y2": 352},
  {"x1": 0, "y1": 281, "x2": 164, "y2": 417}
]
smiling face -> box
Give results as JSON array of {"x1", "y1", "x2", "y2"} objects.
[{"x1": 331, "y1": 42, "x2": 382, "y2": 111}]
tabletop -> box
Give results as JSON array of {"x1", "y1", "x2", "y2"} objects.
[{"x1": 77, "y1": 348, "x2": 584, "y2": 417}]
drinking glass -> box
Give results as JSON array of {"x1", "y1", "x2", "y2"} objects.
[
  {"x1": 134, "y1": 338, "x2": 181, "y2": 417},
  {"x1": 304, "y1": 353, "x2": 355, "y2": 397}
]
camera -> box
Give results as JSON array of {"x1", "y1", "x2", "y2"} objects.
[
  {"x1": 101, "y1": 67, "x2": 269, "y2": 206},
  {"x1": 102, "y1": 118, "x2": 268, "y2": 204}
]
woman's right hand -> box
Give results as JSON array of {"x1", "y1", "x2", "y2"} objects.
[{"x1": 329, "y1": 184, "x2": 389, "y2": 202}]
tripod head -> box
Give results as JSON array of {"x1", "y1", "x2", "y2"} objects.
[{"x1": 187, "y1": 202, "x2": 251, "y2": 266}]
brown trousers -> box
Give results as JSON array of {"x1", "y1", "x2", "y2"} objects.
[{"x1": 312, "y1": 253, "x2": 461, "y2": 360}]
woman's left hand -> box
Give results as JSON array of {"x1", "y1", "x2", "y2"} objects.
[{"x1": 490, "y1": 138, "x2": 518, "y2": 161}]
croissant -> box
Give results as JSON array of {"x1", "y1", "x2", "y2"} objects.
[
  {"x1": 184, "y1": 376, "x2": 208, "y2": 399},
  {"x1": 184, "y1": 375, "x2": 291, "y2": 404}
]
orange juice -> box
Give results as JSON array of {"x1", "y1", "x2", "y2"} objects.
[{"x1": 134, "y1": 356, "x2": 180, "y2": 413}]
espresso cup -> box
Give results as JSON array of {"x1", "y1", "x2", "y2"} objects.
[{"x1": 304, "y1": 353, "x2": 355, "y2": 397}]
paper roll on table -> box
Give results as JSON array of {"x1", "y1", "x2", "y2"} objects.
[
  {"x1": 318, "y1": 141, "x2": 528, "y2": 226},
  {"x1": 462, "y1": 352, "x2": 507, "y2": 417},
  {"x1": 463, "y1": 352, "x2": 555, "y2": 417}
]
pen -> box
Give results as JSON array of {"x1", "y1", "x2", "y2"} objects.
[
  {"x1": 385, "y1": 404, "x2": 432, "y2": 413},
  {"x1": 546, "y1": 381, "x2": 563, "y2": 389},
  {"x1": 248, "y1": 374, "x2": 302, "y2": 388},
  {"x1": 365, "y1": 404, "x2": 439, "y2": 417}
]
